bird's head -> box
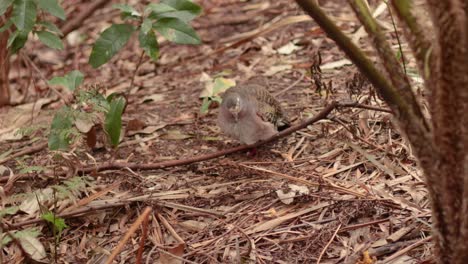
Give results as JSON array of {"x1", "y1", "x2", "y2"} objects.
[{"x1": 223, "y1": 93, "x2": 243, "y2": 121}]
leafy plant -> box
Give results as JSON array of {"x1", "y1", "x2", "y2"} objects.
[
  {"x1": 42, "y1": 212, "x2": 68, "y2": 241},
  {"x1": 47, "y1": 71, "x2": 127, "y2": 150},
  {"x1": 1, "y1": 228, "x2": 46, "y2": 261},
  {"x1": 199, "y1": 73, "x2": 236, "y2": 114},
  {"x1": 1, "y1": 0, "x2": 65, "y2": 53},
  {"x1": 51, "y1": 176, "x2": 94, "y2": 202},
  {"x1": 0, "y1": 176, "x2": 94, "y2": 261},
  {"x1": 15, "y1": 156, "x2": 46, "y2": 174},
  {"x1": 48, "y1": 70, "x2": 84, "y2": 91},
  {"x1": 89, "y1": 0, "x2": 202, "y2": 68},
  {"x1": 0, "y1": 176, "x2": 92, "y2": 261},
  {"x1": 15, "y1": 124, "x2": 48, "y2": 139},
  {"x1": 104, "y1": 96, "x2": 126, "y2": 147},
  {"x1": 0, "y1": 206, "x2": 19, "y2": 218}
]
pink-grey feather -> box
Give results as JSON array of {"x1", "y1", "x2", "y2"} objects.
[{"x1": 217, "y1": 84, "x2": 289, "y2": 145}]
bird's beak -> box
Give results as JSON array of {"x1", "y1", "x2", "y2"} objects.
[{"x1": 229, "y1": 109, "x2": 239, "y2": 121}]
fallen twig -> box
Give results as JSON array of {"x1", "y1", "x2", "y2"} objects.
[
  {"x1": 61, "y1": 0, "x2": 109, "y2": 36},
  {"x1": 316, "y1": 223, "x2": 342, "y2": 264},
  {"x1": 4, "y1": 194, "x2": 224, "y2": 231},
  {"x1": 105, "y1": 207, "x2": 152, "y2": 264},
  {"x1": 0, "y1": 102, "x2": 338, "y2": 183},
  {"x1": 0, "y1": 141, "x2": 47, "y2": 165},
  {"x1": 380, "y1": 236, "x2": 432, "y2": 263},
  {"x1": 339, "y1": 102, "x2": 392, "y2": 113}
]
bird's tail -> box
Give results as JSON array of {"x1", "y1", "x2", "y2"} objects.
[{"x1": 277, "y1": 119, "x2": 290, "y2": 131}]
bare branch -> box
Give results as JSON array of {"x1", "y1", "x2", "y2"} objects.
[
  {"x1": 390, "y1": 0, "x2": 433, "y2": 81},
  {"x1": 347, "y1": 0, "x2": 428, "y2": 129}
]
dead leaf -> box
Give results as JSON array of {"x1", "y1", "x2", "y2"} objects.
[
  {"x1": 0, "y1": 98, "x2": 53, "y2": 141},
  {"x1": 277, "y1": 41, "x2": 301, "y2": 55},
  {"x1": 19, "y1": 188, "x2": 53, "y2": 215},
  {"x1": 179, "y1": 220, "x2": 208, "y2": 232},
  {"x1": 126, "y1": 125, "x2": 165, "y2": 136},
  {"x1": 264, "y1": 65, "x2": 292, "y2": 76},
  {"x1": 160, "y1": 243, "x2": 185, "y2": 264},
  {"x1": 199, "y1": 74, "x2": 236, "y2": 98},
  {"x1": 320, "y1": 59, "x2": 353, "y2": 70},
  {"x1": 140, "y1": 94, "x2": 165, "y2": 103},
  {"x1": 19, "y1": 235, "x2": 47, "y2": 261},
  {"x1": 86, "y1": 125, "x2": 97, "y2": 148},
  {"x1": 126, "y1": 119, "x2": 146, "y2": 132},
  {"x1": 0, "y1": 165, "x2": 9, "y2": 176},
  {"x1": 162, "y1": 130, "x2": 192, "y2": 140},
  {"x1": 276, "y1": 184, "x2": 309, "y2": 204},
  {"x1": 0, "y1": 129, "x2": 23, "y2": 141},
  {"x1": 75, "y1": 117, "x2": 94, "y2": 133}
]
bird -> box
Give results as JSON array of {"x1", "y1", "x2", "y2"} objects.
[{"x1": 217, "y1": 84, "x2": 289, "y2": 145}]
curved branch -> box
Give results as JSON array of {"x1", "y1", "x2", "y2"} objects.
[
  {"x1": 347, "y1": 0, "x2": 429, "y2": 129},
  {"x1": 390, "y1": 1, "x2": 433, "y2": 76},
  {"x1": 0, "y1": 102, "x2": 338, "y2": 185}
]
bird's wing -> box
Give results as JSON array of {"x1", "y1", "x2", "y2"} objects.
[{"x1": 245, "y1": 84, "x2": 290, "y2": 128}]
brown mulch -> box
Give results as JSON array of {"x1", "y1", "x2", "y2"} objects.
[{"x1": 0, "y1": 0, "x2": 432, "y2": 263}]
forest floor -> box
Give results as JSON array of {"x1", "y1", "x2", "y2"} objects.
[{"x1": 0, "y1": 0, "x2": 432, "y2": 263}]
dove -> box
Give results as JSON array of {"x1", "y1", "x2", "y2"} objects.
[{"x1": 217, "y1": 84, "x2": 289, "y2": 145}]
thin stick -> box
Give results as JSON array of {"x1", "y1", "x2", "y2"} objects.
[
  {"x1": 136, "y1": 207, "x2": 150, "y2": 264},
  {"x1": 105, "y1": 207, "x2": 152, "y2": 264},
  {"x1": 339, "y1": 102, "x2": 392, "y2": 113},
  {"x1": 21, "y1": 53, "x2": 69, "y2": 103},
  {"x1": 128, "y1": 50, "x2": 145, "y2": 96},
  {"x1": 316, "y1": 223, "x2": 341, "y2": 264},
  {"x1": 61, "y1": 0, "x2": 109, "y2": 36},
  {"x1": 381, "y1": 236, "x2": 432, "y2": 263},
  {"x1": 0, "y1": 141, "x2": 48, "y2": 165},
  {"x1": 0, "y1": 102, "x2": 338, "y2": 183},
  {"x1": 385, "y1": 1, "x2": 407, "y2": 75}
]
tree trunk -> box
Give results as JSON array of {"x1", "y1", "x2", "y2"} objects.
[
  {"x1": 294, "y1": 0, "x2": 468, "y2": 263},
  {"x1": 0, "y1": 15, "x2": 10, "y2": 107}
]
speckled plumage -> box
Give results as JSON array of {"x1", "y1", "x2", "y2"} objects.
[{"x1": 217, "y1": 84, "x2": 289, "y2": 145}]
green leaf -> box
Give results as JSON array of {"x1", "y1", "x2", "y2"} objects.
[
  {"x1": 0, "y1": 0, "x2": 14, "y2": 16},
  {"x1": 11, "y1": 0, "x2": 37, "y2": 32},
  {"x1": 212, "y1": 96, "x2": 222, "y2": 103},
  {"x1": 0, "y1": 149, "x2": 13, "y2": 160},
  {"x1": 200, "y1": 97, "x2": 210, "y2": 114},
  {"x1": 48, "y1": 70, "x2": 84, "y2": 91},
  {"x1": 139, "y1": 29, "x2": 159, "y2": 61},
  {"x1": 42, "y1": 212, "x2": 68, "y2": 233},
  {"x1": 162, "y1": 0, "x2": 201, "y2": 13},
  {"x1": 37, "y1": 0, "x2": 65, "y2": 20},
  {"x1": 146, "y1": 3, "x2": 174, "y2": 15},
  {"x1": 212, "y1": 77, "x2": 235, "y2": 95},
  {"x1": 17, "y1": 231, "x2": 46, "y2": 260},
  {"x1": 38, "y1": 21, "x2": 63, "y2": 36},
  {"x1": 0, "y1": 19, "x2": 13, "y2": 33},
  {"x1": 7, "y1": 30, "x2": 28, "y2": 53},
  {"x1": 104, "y1": 97, "x2": 126, "y2": 147},
  {"x1": 153, "y1": 17, "x2": 200, "y2": 45},
  {"x1": 48, "y1": 107, "x2": 74, "y2": 150},
  {"x1": 19, "y1": 165, "x2": 45, "y2": 173},
  {"x1": 147, "y1": 4, "x2": 195, "y2": 23},
  {"x1": 89, "y1": 24, "x2": 135, "y2": 68},
  {"x1": 7, "y1": 30, "x2": 18, "y2": 47},
  {"x1": 146, "y1": 0, "x2": 201, "y2": 23},
  {"x1": 140, "y1": 17, "x2": 152, "y2": 34},
  {"x1": 2, "y1": 228, "x2": 42, "y2": 248},
  {"x1": 0, "y1": 206, "x2": 19, "y2": 218},
  {"x1": 112, "y1": 3, "x2": 140, "y2": 19},
  {"x1": 36, "y1": 30, "x2": 63, "y2": 49}
]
